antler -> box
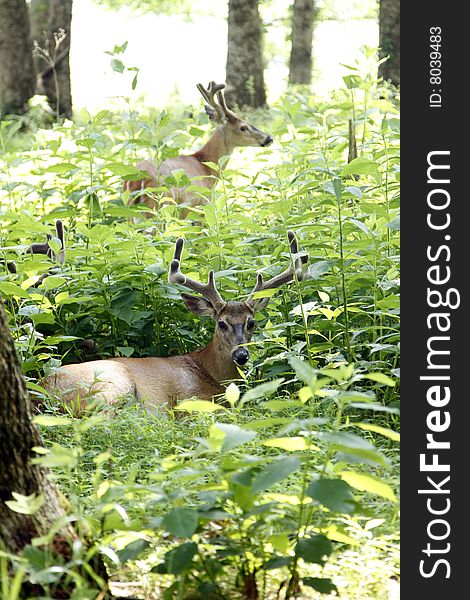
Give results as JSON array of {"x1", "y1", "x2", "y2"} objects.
[
  {"x1": 196, "y1": 81, "x2": 238, "y2": 124},
  {"x1": 6, "y1": 220, "x2": 65, "y2": 277},
  {"x1": 247, "y1": 231, "x2": 308, "y2": 302},
  {"x1": 215, "y1": 88, "x2": 238, "y2": 123},
  {"x1": 168, "y1": 238, "x2": 225, "y2": 308},
  {"x1": 25, "y1": 220, "x2": 65, "y2": 265}
]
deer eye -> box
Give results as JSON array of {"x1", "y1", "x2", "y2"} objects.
[
  {"x1": 240, "y1": 125, "x2": 249, "y2": 132},
  {"x1": 218, "y1": 320, "x2": 228, "y2": 331},
  {"x1": 247, "y1": 318, "x2": 256, "y2": 330}
]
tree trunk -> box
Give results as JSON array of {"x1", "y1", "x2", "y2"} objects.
[
  {"x1": 0, "y1": 299, "x2": 66, "y2": 553},
  {"x1": 225, "y1": 0, "x2": 266, "y2": 109},
  {"x1": 0, "y1": 0, "x2": 36, "y2": 116},
  {"x1": 31, "y1": 0, "x2": 73, "y2": 118},
  {"x1": 378, "y1": 0, "x2": 400, "y2": 86},
  {"x1": 288, "y1": 0, "x2": 315, "y2": 85}
]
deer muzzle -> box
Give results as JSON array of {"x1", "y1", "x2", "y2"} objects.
[
  {"x1": 261, "y1": 135, "x2": 274, "y2": 147},
  {"x1": 232, "y1": 347, "x2": 250, "y2": 366}
]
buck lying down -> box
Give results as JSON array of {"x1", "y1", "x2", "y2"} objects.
[{"x1": 42, "y1": 233, "x2": 308, "y2": 415}]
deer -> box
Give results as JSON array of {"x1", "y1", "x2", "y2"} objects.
[
  {"x1": 123, "y1": 81, "x2": 273, "y2": 218},
  {"x1": 42, "y1": 231, "x2": 308, "y2": 415}
]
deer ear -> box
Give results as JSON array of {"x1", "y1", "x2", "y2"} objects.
[
  {"x1": 181, "y1": 293, "x2": 216, "y2": 316},
  {"x1": 204, "y1": 105, "x2": 216, "y2": 121}
]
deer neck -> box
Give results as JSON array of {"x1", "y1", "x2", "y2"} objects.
[
  {"x1": 192, "y1": 127, "x2": 235, "y2": 177},
  {"x1": 190, "y1": 332, "x2": 239, "y2": 386}
]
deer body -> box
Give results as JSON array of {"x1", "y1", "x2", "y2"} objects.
[
  {"x1": 124, "y1": 82, "x2": 273, "y2": 215},
  {"x1": 42, "y1": 234, "x2": 307, "y2": 415},
  {"x1": 42, "y1": 348, "x2": 232, "y2": 414}
]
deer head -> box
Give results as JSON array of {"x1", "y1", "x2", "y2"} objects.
[
  {"x1": 196, "y1": 81, "x2": 273, "y2": 148},
  {"x1": 169, "y1": 232, "x2": 307, "y2": 367}
]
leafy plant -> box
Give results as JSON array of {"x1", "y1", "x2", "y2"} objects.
[{"x1": 0, "y1": 51, "x2": 399, "y2": 598}]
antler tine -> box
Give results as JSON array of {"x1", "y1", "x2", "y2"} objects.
[
  {"x1": 168, "y1": 238, "x2": 225, "y2": 307},
  {"x1": 248, "y1": 231, "x2": 308, "y2": 299},
  {"x1": 216, "y1": 88, "x2": 238, "y2": 122},
  {"x1": 196, "y1": 81, "x2": 226, "y2": 122}
]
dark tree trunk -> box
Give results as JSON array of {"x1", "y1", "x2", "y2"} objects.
[
  {"x1": 30, "y1": 0, "x2": 73, "y2": 118},
  {"x1": 0, "y1": 299, "x2": 66, "y2": 553},
  {"x1": 225, "y1": 0, "x2": 266, "y2": 109},
  {"x1": 0, "y1": 299, "x2": 110, "y2": 596},
  {"x1": 0, "y1": 0, "x2": 36, "y2": 116},
  {"x1": 379, "y1": 0, "x2": 400, "y2": 86},
  {"x1": 288, "y1": 0, "x2": 315, "y2": 85}
]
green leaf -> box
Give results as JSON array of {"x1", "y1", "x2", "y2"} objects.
[
  {"x1": 240, "y1": 378, "x2": 284, "y2": 404},
  {"x1": 103, "y1": 162, "x2": 142, "y2": 177},
  {"x1": 32, "y1": 445, "x2": 77, "y2": 468},
  {"x1": 0, "y1": 282, "x2": 30, "y2": 299},
  {"x1": 320, "y1": 431, "x2": 374, "y2": 450},
  {"x1": 5, "y1": 492, "x2": 44, "y2": 515},
  {"x1": 339, "y1": 471, "x2": 397, "y2": 502},
  {"x1": 295, "y1": 534, "x2": 332, "y2": 565},
  {"x1": 288, "y1": 356, "x2": 317, "y2": 386},
  {"x1": 225, "y1": 382, "x2": 240, "y2": 406},
  {"x1": 263, "y1": 556, "x2": 292, "y2": 570},
  {"x1": 359, "y1": 372, "x2": 396, "y2": 386},
  {"x1": 303, "y1": 577, "x2": 338, "y2": 594},
  {"x1": 355, "y1": 423, "x2": 400, "y2": 441},
  {"x1": 117, "y1": 538, "x2": 150, "y2": 563},
  {"x1": 264, "y1": 400, "x2": 304, "y2": 410},
  {"x1": 163, "y1": 542, "x2": 198, "y2": 575},
  {"x1": 341, "y1": 157, "x2": 380, "y2": 181},
  {"x1": 32, "y1": 415, "x2": 72, "y2": 426},
  {"x1": 44, "y1": 162, "x2": 77, "y2": 174},
  {"x1": 307, "y1": 478, "x2": 355, "y2": 513},
  {"x1": 386, "y1": 215, "x2": 400, "y2": 230},
  {"x1": 251, "y1": 456, "x2": 301, "y2": 494},
  {"x1": 111, "y1": 58, "x2": 125, "y2": 73},
  {"x1": 263, "y1": 437, "x2": 319, "y2": 451},
  {"x1": 162, "y1": 508, "x2": 199, "y2": 538},
  {"x1": 308, "y1": 260, "x2": 335, "y2": 280},
  {"x1": 211, "y1": 423, "x2": 257, "y2": 452},
  {"x1": 112, "y1": 41, "x2": 128, "y2": 54},
  {"x1": 40, "y1": 276, "x2": 66, "y2": 290},
  {"x1": 335, "y1": 447, "x2": 390, "y2": 468},
  {"x1": 349, "y1": 402, "x2": 400, "y2": 414},
  {"x1": 343, "y1": 74, "x2": 362, "y2": 88},
  {"x1": 173, "y1": 400, "x2": 227, "y2": 413}
]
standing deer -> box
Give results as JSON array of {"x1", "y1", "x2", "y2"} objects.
[
  {"x1": 123, "y1": 81, "x2": 273, "y2": 217},
  {"x1": 42, "y1": 232, "x2": 308, "y2": 414}
]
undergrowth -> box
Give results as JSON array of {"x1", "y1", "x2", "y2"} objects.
[{"x1": 0, "y1": 51, "x2": 399, "y2": 599}]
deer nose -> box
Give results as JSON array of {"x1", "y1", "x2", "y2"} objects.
[
  {"x1": 232, "y1": 347, "x2": 250, "y2": 366},
  {"x1": 261, "y1": 135, "x2": 273, "y2": 147}
]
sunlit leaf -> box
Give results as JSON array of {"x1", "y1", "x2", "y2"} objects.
[{"x1": 339, "y1": 471, "x2": 397, "y2": 501}]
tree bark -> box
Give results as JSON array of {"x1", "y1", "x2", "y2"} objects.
[
  {"x1": 288, "y1": 0, "x2": 315, "y2": 85},
  {"x1": 225, "y1": 0, "x2": 266, "y2": 109},
  {"x1": 30, "y1": 0, "x2": 74, "y2": 118},
  {"x1": 378, "y1": 0, "x2": 400, "y2": 86},
  {"x1": 0, "y1": 0, "x2": 36, "y2": 116},
  {"x1": 0, "y1": 299, "x2": 67, "y2": 554}
]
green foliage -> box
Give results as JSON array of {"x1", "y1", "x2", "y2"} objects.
[{"x1": 0, "y1": 53, "x2": 399, "y2": 598}]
